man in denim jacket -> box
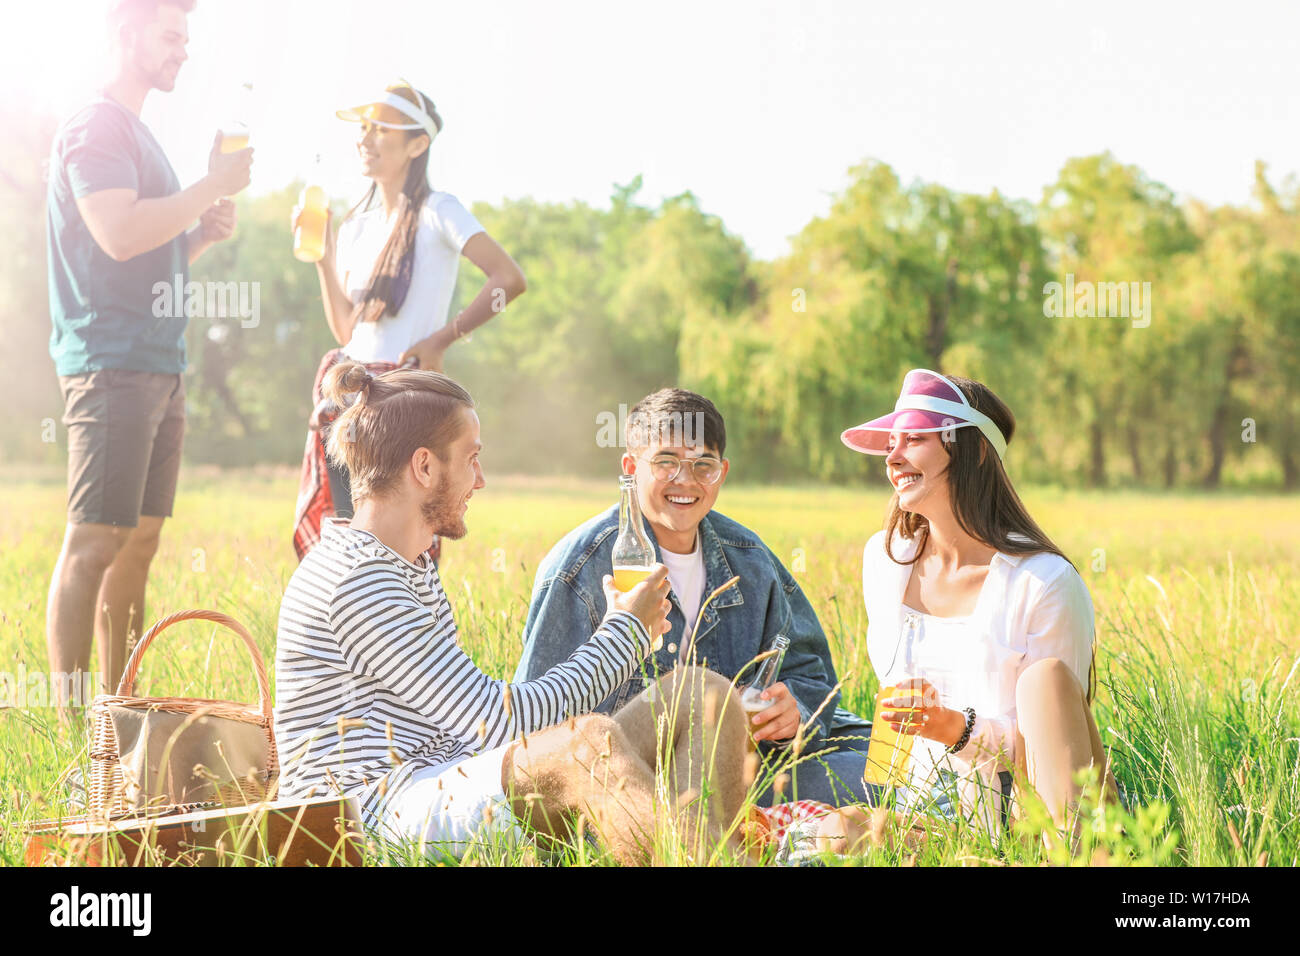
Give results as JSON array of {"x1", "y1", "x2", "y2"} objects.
[{"x1": 515, "y1": 388, "x2": 872, "y2": 806}]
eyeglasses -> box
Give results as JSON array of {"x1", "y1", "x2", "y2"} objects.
[{"x1": 638, "y1": 454, "x2": 725, "y2": 485}]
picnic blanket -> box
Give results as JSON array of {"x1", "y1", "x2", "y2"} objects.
[{"x1": 751, "y1": 799, "x2": 836, "y2": 846}]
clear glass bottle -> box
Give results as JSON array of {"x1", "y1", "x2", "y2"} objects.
[
  {"x1": 740, "y1": 635, "x2": 791, "y2": 713},
  {"x1": 611, "y1": 474, "x2": 655, "y2": 592}
]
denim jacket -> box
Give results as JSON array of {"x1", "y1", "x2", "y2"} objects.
[{"x1": 514, "y1": 505, "x2": 854, "y2": 747}]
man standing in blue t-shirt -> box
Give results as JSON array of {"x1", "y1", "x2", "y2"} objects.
[{"x1": 45, "y1": 0, "x2": 252, "y2": 707}]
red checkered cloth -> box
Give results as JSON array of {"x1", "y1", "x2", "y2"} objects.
[
  {"x1": 753, "y1": 799, "x2": 837, "y2": 845},
  {"x1": 292, "y1": 349, "x2": 401, "y2": 561}
]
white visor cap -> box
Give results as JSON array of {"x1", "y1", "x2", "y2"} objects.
[{"x1": 337, "y1": 85, "x2": 441, "y2": 142}]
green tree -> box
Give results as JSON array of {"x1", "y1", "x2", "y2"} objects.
[
  {"x1": 450, "y1": 180, "x2": 754, "y2": 476},
  {"x1": 1037, "y1": 153, "x2": 1197, "y2": 486},
  {"x1": 687, "y1": 160, "x2": 1050, "y2": 483},
  {"x1": 0, "y1": 109, "x2": 62, "y2": 466}
]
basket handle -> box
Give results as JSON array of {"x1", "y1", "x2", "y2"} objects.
[{"x1": 115, "y1": 609, "x2": 273, "y2": 724}]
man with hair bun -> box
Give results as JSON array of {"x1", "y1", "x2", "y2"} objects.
[
  {"x1": 275, "y1": 366, "x2": 751, "y2": 863},
  {"x1": 44, "y1": 0, "x2": 251, "y2": 706},
  {"x1": 516, "y1": 387, "x2": 875, "y2": 808}
]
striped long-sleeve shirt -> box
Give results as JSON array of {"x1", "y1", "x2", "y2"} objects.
[{"x1": 273, "y1": 520, "x2": 650, "y2": 819}]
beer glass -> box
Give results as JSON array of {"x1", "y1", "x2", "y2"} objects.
[{"x1": 219, "y1": 123, "x2": 249, "y2": 154}]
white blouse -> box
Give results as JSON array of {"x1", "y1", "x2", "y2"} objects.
[
  {"x1": 861, "y1": 529, "x2": 1094, "y2": 828},
  {"x1": 336, "y1": 191, "x2": 484, "y2": 364}
]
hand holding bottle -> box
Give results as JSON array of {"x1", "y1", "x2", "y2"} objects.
[
  {"x1": 746, "y1": 681, "x2": 801, "y2": 742},
  {"x1": 602, "y1": 563, "x2": 671, "y2": 643},
  {"x1": 741, "y1": 636, "x2": 799, "y2": 743}
]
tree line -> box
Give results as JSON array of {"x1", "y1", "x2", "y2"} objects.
[{"x1": 2, "y1": 109, "x2": 1295, "y2": 488}]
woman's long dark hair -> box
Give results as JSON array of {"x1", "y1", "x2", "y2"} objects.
[
  {"x1": 342, "y1": 84, "x2": 440, "y2": 324},
  {"x1": 884, "y1": 375, "x2": 1096, "y2": 701}
]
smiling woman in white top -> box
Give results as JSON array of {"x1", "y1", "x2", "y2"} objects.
[
  {"x1": 823, "y1": 369, "x2": 1116, "y2": 847},
  {"x1": 292, "y1": 81, "x2": 525, "y2": 553},
  {"x1": 316, "y1": 80, "x2": 526, "y2": 372}
]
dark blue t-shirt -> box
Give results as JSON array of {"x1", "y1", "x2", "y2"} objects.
[{"x1": 46, "y1": 97, "x2": 189, "y2": 376}]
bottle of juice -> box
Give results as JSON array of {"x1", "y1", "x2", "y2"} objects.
[
  {"x1": 612, "y1": 474, "x2": 655, "y2": 592},
  {"x1": 293, "y1": 158, "x2": 329, "y2": 263}
]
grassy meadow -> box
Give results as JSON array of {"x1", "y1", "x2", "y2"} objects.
[{"x1": 1, "y1": 467, "x2": 1297, "y2": 866}]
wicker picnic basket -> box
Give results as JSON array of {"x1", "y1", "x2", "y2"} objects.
[{"x1": 89, "y1": 609, "x2": 279, "y2": 821}]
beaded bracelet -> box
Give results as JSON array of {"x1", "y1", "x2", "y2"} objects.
[{"x1": 948, "y1": 706, "x2": 976, "y2": 754}]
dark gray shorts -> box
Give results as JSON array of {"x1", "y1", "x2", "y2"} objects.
[{"x1": 59, "y1": 369, "x2": 185, "y2": 527}]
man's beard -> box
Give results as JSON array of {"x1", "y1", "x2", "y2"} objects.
[
  {"x1": 143, "y1": 57, "x2": 182, "y2": 92},
  {"x1": 420, "y1": 471, "x2": 468, "y2": 541}
]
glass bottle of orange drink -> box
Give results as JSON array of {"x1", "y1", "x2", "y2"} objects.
[
  {"x1": 293, "y1": 158, "x2": 329, "y2": 263},
  {"x1": 612, "y1": 474, "x2": 655, "y2": 592}
]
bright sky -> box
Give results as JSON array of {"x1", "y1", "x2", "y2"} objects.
[{"x1": 8, "y1": 0, "x2": 1298, "y2": 260}]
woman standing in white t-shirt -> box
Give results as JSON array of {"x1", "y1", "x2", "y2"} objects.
[
  {"x1": 820, "y1": 369, "x2": 1116, "y2": 849},
  {"x1": 292, "y1": 81, "x2": 525, "y2": 554}
]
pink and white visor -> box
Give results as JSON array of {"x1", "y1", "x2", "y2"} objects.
[{"x1": 840, "y1": 369, "x2": 1007, "y2": 460}]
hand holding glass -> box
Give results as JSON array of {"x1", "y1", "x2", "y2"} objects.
[{"x1": 863, "y1": 683, "x2": 923, "y2": 788}]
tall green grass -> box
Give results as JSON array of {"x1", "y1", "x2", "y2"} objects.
[{"x1": 1, "y1": 468, "x2": 1296, "y2": 865}]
